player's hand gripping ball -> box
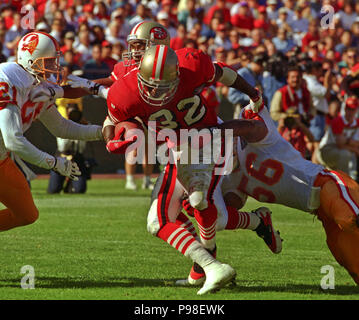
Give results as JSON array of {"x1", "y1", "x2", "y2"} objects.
[{"x1": 106, "y1": 119, "x2": 144, "y2": 154}]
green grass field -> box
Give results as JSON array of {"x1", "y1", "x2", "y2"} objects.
[{"x1": 0, "y1": 178, "x2": 358, "y2": 301}]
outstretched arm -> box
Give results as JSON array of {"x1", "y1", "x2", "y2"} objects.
[
  {"x1": 213, "y1": 63, "x2": 262, "y2": 111},
  {"x1": 217, "y1": 118, "x2": 268, "y2": 143}
]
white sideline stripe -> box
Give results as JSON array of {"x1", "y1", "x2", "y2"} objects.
[{"x1": 325, "y1": 171, "x2": 359, "y2": 215}]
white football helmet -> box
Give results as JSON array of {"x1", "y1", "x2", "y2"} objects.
[
  {"x1": 137, "y1": 45, "x2": 179, "y2": 106},
  {"x1": 123, "y1": 21, "x2": 170, "y2": 67},
  {"x1": 17, "y1": 31, "x2": 62, "y2": 85}
]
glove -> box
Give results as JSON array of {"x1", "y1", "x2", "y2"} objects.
[
  {"x1": 249, "y1": 88, "x2": 264, "y2": 113},
  {"x1": 30, "y1": 83, "x2": 64, "y2": 103},
  {"x1": 67, "y1": 74, "x2": 105, "y2": 97},
  {"x1": 182, "y1": 198, "x2": 195, "y2": 217},
  {"x1": 53, "y1": 157, "x2": 81, "y2": 181},
  {"x1": 106, "y1": 127, "x2": 137, "y2": 154}
]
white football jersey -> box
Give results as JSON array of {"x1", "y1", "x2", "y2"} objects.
[
  {"x1": 224, "y1": 106, "x2": 324, "y2": 212},
  {"x1": 0, "y1": 62, "x2": 53, "y2": 160}
]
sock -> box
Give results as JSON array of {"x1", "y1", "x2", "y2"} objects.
[
  {"x1": 143, "y1": 175, "x2": 151, "y2": 184},
  {"x1": 126, "y1": 175, "x2": 134, "y2": 183},
  {"x1": 189, "y1": 246, "x2": 217, "y2": 279},
  {"x1": 157, "y1": 222, "x2": 205, "y2": 258},
  {"x1": 175, "y1": 212, "x2": 199, "y2": 241},
  {"x1": 226, "y1": 206, "x2": 260, "y2": 230},
  {"x1": 194, "y1": 203, "x2": 218, "y2": 251}
]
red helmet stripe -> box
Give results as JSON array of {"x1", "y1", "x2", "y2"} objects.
[
  {"x1": 132, "y1": 21, "x2": 145, "y2": 35},
  {"x1": 33, "y1": 31, "x2": 60, "y2": 51}
]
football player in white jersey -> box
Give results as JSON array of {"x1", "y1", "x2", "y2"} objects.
[
  {"x1": 181, "y1": 103, "x2": 359, "y2": 287},
  {"x1": 0, "y1": 31, "x2": 103, "y2": 232}
]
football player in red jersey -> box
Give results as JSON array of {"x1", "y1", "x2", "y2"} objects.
[
  {"x1": 104, "y1": 45, "x2": 266, "y2": 294},
  {"x1": 59, "y1": 21, "x2": 171, "y2": 190}
]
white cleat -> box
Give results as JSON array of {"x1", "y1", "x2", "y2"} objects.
[
  {"x1": 125, "y1": 180, "x2": 137, "y2": 190},
  {"x1": 142, "y1": 180, "x2": 155, "y2": 190},
  {"x1": 197, "y1": 263, "x2": 236, "y2": 295}
]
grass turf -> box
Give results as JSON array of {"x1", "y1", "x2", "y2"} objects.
[{"x1": 0, "y1": 178, "x2": 358, "y2": 300}]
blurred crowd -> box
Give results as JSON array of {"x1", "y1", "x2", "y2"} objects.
[{"x1": 2, "y1": 0, "x2": 359, "y2": 181}]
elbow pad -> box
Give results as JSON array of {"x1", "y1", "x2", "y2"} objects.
[{"x1": 218, "y1": 66, "x2": 237, "y2": 86}]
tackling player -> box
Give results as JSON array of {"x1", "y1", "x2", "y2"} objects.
[
  {"x1": 101, "y1": 45, "x2": 264, "y2": 294},
  {"x1": 0, "y1": 31, "x2": 103, "y2": 232},
  {"x1": 184, "y1": 103, "x2": 359, "y2": 287}
]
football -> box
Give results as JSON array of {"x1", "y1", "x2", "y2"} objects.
[{"x1": 115, "y1": 118, "x2": 144, "y2": 140}]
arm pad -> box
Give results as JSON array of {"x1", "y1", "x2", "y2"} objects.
[{"x1": 218, "y1": 66, "x2": 238, "y2": 86}]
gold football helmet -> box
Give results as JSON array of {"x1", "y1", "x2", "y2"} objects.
[
  {"x1": 123, "y1": 21, "x2": 170, "y2": 66},
  {"x1": 137, "y1": 45, "x2": 179, "y2": 106}
]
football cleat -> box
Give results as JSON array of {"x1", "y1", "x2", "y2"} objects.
[
  {"x1": 142, "y1": 180, "x2": 154, "y2": 190},
  {"x1": 253, "y1": 207, "x2": 282, "y2": 254},
  {"x1": 125, "y1": 180, "x2": 137, "y2": 190},
  {"x1": 175, "y1": 263, "x2": 205, "y2": 286},
  {"x1": 197, "y1": 262, "x2": 236, "y2": 295},
  {"x1": 175, "y1": 246, "x2": 216, "y2": 287}
]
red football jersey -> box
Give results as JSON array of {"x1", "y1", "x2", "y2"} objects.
[
  {"x1": 107, "y1": 48, "x2": 218, "y2": 132},
  {"x1": 110, "y1": 61, "x2": 137, "y2": 82}
]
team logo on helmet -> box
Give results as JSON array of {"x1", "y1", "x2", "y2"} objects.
[
  {"x1": 21, "y1": 33, "x2": 39, "y2": 55},
  {"x1": 150, "y1": 27, "x2": 167, "y2": 40}
]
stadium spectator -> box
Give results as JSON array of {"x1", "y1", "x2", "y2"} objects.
[
  {"x1": 272, "y1": 28, "x2": 295, "y2": 54},
  {"x1": 177, "y1": 0, "x2": 198, "y2": 32},
  {"x1": 213, "y1": 23, "x2": 231, "y2": 51},
  {"x1": 228, "y1": 52, "x2": 267, "y2": 118},
  {"x1": 102, "y1": 41, "x2": 117, "y2": 71},
  {"x1": 290, "y1": 6, "x2": 309, "y2": 34},
  {"x1": 262, "y1": 52, "x2": 288, "y2": 109},
  {"x1": 317, "y1": 97, "x2": 359, "y2": 181},
  {"x1": 170, "y1": 23, "x2": 186, "y2": 50},
  {"x1": 230, "y1": 2, "x2": 254, "y2": 37},
  {"x1": 129, "y1": 4, "x2": 149, "y2": 29},
  {"x1": 266, "y1": 0, "x2": 279, "y2": 21},
  {"x1": 64, "y1": 5, "x2": 79, "y2": 31},
  {"x1": 62, "y1": 50, "x2": 82, "y2": 74},
  {"x1": 83, "y1": 43, "x2": 111, "y2": 80},
  {"x1": 301, "y1": 19, "x2": 320, "y2": 52},
  {"x1": 61, "y1": 31, "x2": 76, "y2": 54},
  {"x1": 281, "y1": 0, "x2": 296, "y2": 23},
  {"x1": 335, "y1": 1, "x2": 357, "y2": 31},
  {"x1": 105, "y1": 20, "x2": 126, "y2": 46},
  {"x1": 254, "y1": 5, "x2": 270, "y2": 32},
  {"x1": 157, "y1": 11, "x2": 177, "y2": 38},
  {"x1": 50, "y1": 18, "x2": 65, "y2": 44},
  {"x1": 303, "y1": 61, "x2": 333, "y2": 162},
  {"x1": 3, "y1": 13, "x2": 24, "y2": 59},
  {"x1": 204, "y1": 0, "x2": 231, "y2": 25},
  {"x1": 74, "y1": 29, "x2": 93, "y2": 65},
  {"x1": 275, "y1": 7, "x2": 293, "y2": 33},
  {"x1": 270, "y1": 65, "x2": 315, "y2": 157},
  {"x1": 160, "y1": 0, "x2": 178, "y2": 27}
]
